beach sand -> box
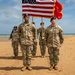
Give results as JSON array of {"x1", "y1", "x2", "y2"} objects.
[{"x1": 0, "y1": 36, "x2": 75, "y2": 75}]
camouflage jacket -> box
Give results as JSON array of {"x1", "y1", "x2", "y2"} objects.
[
  {"x1": 18, "y1": 22, "x2": 37, "y2": 45},
  {"x1": 10, "y1": 29, "x2": 19, "y2": 42},
  {"x1": 45, "y1": 25, "x2": 64, "y2": 47},
  {"x1": 37, "y1": 27, "x2": 46, "y2": 45}
]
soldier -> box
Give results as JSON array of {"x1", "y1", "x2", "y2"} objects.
[
  {"x1": 31, "y1": 22, "x2": 37, "y2": 57},
  {"x1": 9, "y1": 26, "x2": 19, "y2": 58},
  {"x1": 45, "y1": 17, "x2": 64, "y2": 70},
  {"x1": 18, "y1": 14, "x2": 37, "y2": 71},
  {"x1": 37, "y1": 22, "x2": 46, "y2": 58}
]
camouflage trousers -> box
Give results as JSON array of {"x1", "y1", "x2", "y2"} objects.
[
  {"x1": 21, "y1": 45, "x2": 32, "y2": 66},
  {"x1": 31, "y1": 42, "x2": 37, "y2": 56},
  {"x1": 12, "y1": 41, "x2": 18, "y2": 56},
  {"x1": 48, "y1": 47, "x2": 59, "y2": 66},
  {"x1": 40, "y1": 44, "x2": 46, "y2": 56},
  {"x1": 39, "y1": 39, "x2": 46, "y2": 56},
  {"x1": 18, "y1": 38, "x2": 23, "y2": 56}
]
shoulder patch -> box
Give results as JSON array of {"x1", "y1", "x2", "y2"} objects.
[{"x1": 57, "y1": 25, "x2": 63, "y2": 31}]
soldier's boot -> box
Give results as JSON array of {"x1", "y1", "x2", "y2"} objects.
[
  {"x1": 27, "y1": 66, "x2": 32, "y2": 71},
  {"x1": 49, "y1": 66, "x2": 53, "y2": 70},
  {"x1": 32, "y1": 54, "x2": 36, "y2": 58},
  {"x1": 49, "y1": 64, "x2": 53, "y2": 70},
  {"x1": 41, "y1": 56, "x2": 43, "y2": 58},
  {"x1": 41, "y1": 56, "x2": 44, "y2": 58},
  {"x1": 13, "y1": 54, "x2": 18, "y2": 58},
  {"x1": 41, "y1": 55, "x2": 45, "y2": 58},
  {"x1": 53, "y1": 65, "x2": 58, "y2": 70},
  {"x1": 43, "y1": 55, "x2": 45, "y2": 58},
  {"x1": 21, "y1": 66, "x2": 26, "y2": 71},
  {"x1": 14, "y1": 50, "x2": 18, "y2": 57}
]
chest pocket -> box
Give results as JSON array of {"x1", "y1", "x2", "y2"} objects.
[
  {"x1": 22, "y1": 24, "x2": 32, "y2": 31},
  {"x1": 22, "y1": 24, "x2": 32, "y2": 37},
  {"x1": 21, "y1": 24, "x2": 33, "y2": 45},
  {"x1": 49, "y1": 27, "x2": 59, "y2": 34}
]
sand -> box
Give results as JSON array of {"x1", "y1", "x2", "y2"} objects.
[{"x1": 0, "y1": 36, "x2": 75, "y2": 75}]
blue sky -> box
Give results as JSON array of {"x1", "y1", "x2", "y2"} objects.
[{"x1": 0, "y1": 0, "x2": 75, "y2": 34}]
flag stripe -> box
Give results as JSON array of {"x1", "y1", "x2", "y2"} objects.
[
  {"x1": 22, "y1": 9, "x2": 53, "y2": 13},
  {"x1": 22, "y1": 12, "x2": 53, "y2": 16},
  {"x1": 22, "y1": 4, "x2": 54, "y2": 7},
  {"x1": 22, "y1": 8, "x2": 53, "y2": 11},
  {"x1": 22, "y1": 5, "x2": 54, "y2": 9},
  {"x1": 36, "y1": 2, "x2": 54, "y2": 4},
  {"x1": 22, "y1": 14, "x2": 53, "y2": 18}
]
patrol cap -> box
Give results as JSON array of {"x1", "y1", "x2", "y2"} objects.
[
  {"x1": 32, "y1": 22, "x2": 35, "y2": 24},
  {"x1": 50, "y1": 17, "x2": 56, "y2": 22},
  {"x1": 14, "y1": 26, "x2": 17, "y2": 28},
  {"x1": 23, "y1": 13, "x2": 29, "y2": 18},
  {"x1": 40, "y1": 22, "x2": 44, "y2": 25}
]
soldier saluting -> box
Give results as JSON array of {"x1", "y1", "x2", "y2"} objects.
[{"x1": 45, "y1": 17, "x2": 64, "y2": 70}]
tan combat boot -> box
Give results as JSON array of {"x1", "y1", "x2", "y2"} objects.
[
  {"x1": 49, "y1": 66, "x2": 53, "y2": 70},
  {"x1": 21, "y1": 66, "x2": 26, "y2": 71},
  {"x1": 53, "y1": 66, "x2": 58, "y2": 70},
  {"x1": 27, "y1": 66, "x2": 32, "y2": 71},
  {"x1": 43, "y1": 55, "x2": 45, "y2": 58}
]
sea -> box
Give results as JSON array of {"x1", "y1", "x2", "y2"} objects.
[
  {"x1": 0, "y1": 34, "x2": 10, "y2": 37},
  {"x1": 0, "y1": 33, "x2": 75, "y2": 37},
  {"x1": 64, "y1": 33, "x2": 75, "y2": 36}
]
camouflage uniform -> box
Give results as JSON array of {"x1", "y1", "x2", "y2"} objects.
[
  {"x1": 45, "y1": 25, "x2": 64, "y2": 67},
  {"x1": 17, "y1": 26, "x2": 22, "y2": 55},
  {"x1": 10, "y1": 28, "x2": 19, "y2": 57},
  {"x1": 38, "y1": 27, "x2": 46, "y2": 57},
  {"x1": 18, "y1": 22, "x2": 37, "y2": 67},
  {"x1": 31, "y1": 22, "x2": 37, "y2": 57},
  {"x1": 31, "y1": 37, "x2": 37, "y2": 57}
]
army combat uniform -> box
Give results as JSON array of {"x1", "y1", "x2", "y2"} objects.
[
  {"x1": 38, "y1": 27, "x2": 46, "y2": 57},
  {"x1": 31, "y1": 33, "x2": 37, "y2": 57},
  {"x1": 31, "y1": 22, "x2": 37, "y2": 57},
  {"x1": 10, "y1": 28, "x2": 19, "y2": 57},
  {"x1": 18, "y1": 22, "x2": 37, "y2": 70},
  {"x1": 45, "y1": 25, "x2": 64, "y2": 69}
]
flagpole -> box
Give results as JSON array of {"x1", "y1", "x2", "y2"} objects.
[
  {"x1": 22, "y1": 15, "x2": 24, "y2": 23},
  {"x1": 41, "y1": 17, "x2": 43, "y2": 22},
  {"x1": 32, "y1": 17, "x2": 33, "y2": 22}
]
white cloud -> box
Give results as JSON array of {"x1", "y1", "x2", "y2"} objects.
[
  {"x1": 0, "y1": 7, "x2": 21, "y2": 21},
  {"x1": 12, "y1": 0, "x2": 22, "y2": 4},
  {"x1": 0, "y1": 0, "x2": 2, "y2": 1},
  {"x1": 0, "y1": 0, "x2": 22, "y2": 21},
  {"x1": 63, "y1": 5, "x2": 75, "y2": 12},
  {"x1": 12, "y1": 14, "x2": 20, "y2": 19},
  {"x1": 13, "y1": 5, "x2": 22, "y2": 10},
  {"x1": 65, "y1": 0, "x2": 75, "y2": 3},
  {"x1": 57, "y1": 13, "x2": 75, "y2": 33}
]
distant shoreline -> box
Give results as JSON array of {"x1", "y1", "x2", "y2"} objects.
[
  {"x1": 0, "y1": 33, "x2": 75, "y2": 37},
  {"x1": 0, "y1": 35, "x2": 75, "y2": 42},
  {"x1": 0, "y1": 36, "x2": 10, "y2": 42}
]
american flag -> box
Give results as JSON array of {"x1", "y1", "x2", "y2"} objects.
[{"x1": 22, "y1": 0, "x2": 55, "y2": 18}]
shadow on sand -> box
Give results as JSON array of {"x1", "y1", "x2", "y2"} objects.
[
  {"x1": 0, "y1": 56, "x2": 23, "y2": 60},
  {"x1": 0, "y1": 66, "x2": 48, "y2": 71}
]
